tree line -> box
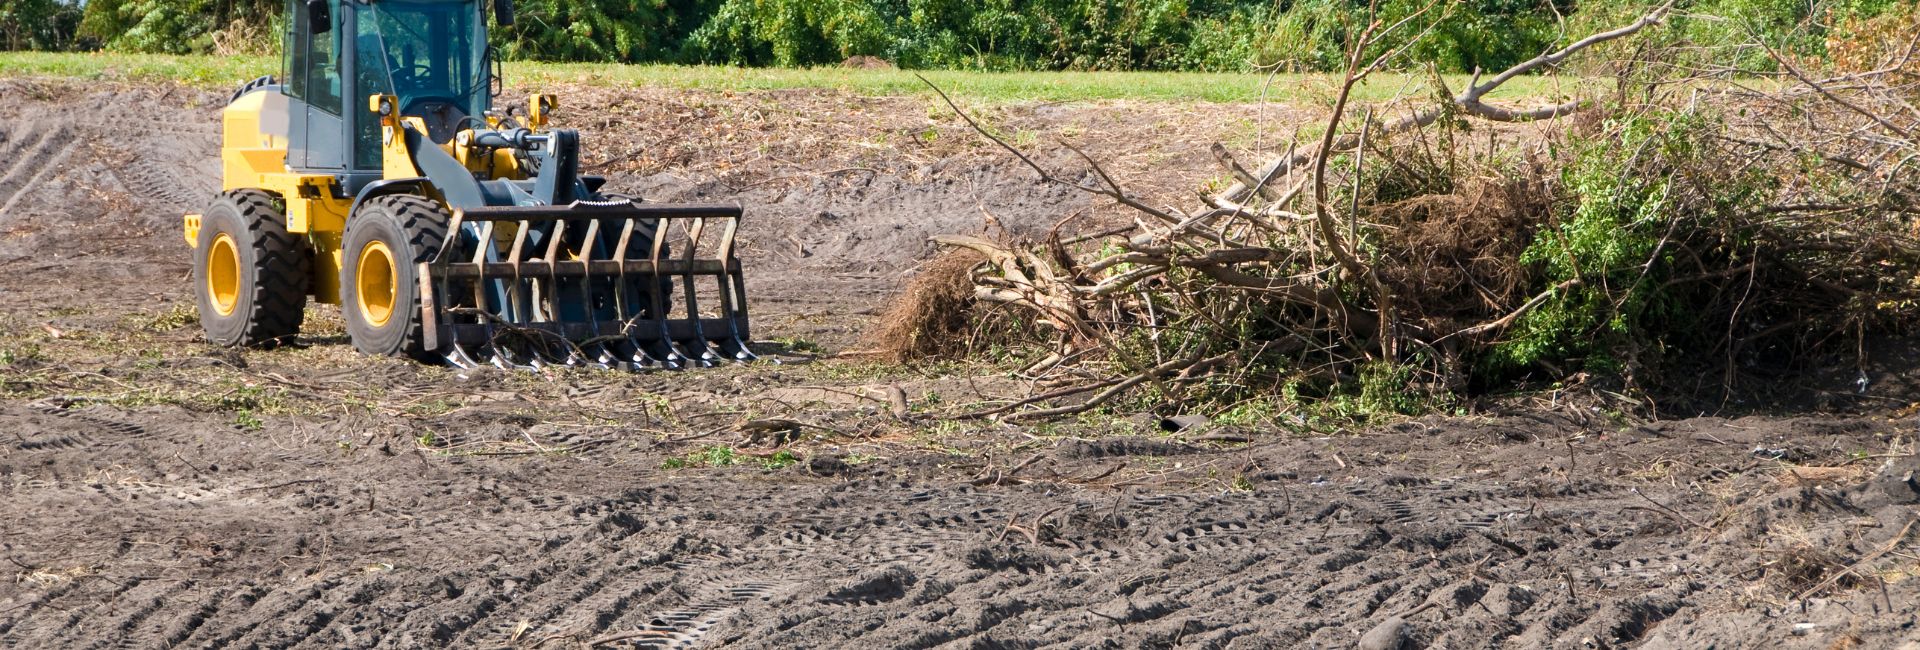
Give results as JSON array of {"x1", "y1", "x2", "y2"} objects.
[{"x1": 0, "y1": 0, "x2": 1910, "y2": 73}]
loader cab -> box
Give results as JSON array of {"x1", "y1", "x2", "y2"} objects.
[{"x1": 284, "y1": 0, "x2": 497, "y2": 194}]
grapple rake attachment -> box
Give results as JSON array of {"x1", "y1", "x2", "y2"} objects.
[{"x1": 423, "y1": 199, "x2": 753, "y2": 371}]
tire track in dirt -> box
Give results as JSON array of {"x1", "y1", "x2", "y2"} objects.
[
  {"x1": 113, "y1": 155, "x2": 207, "y2": 209},
  {"x1": 3, "y1": 433, "x2": 1738, "y2": 648},
  {"x1": 0, "y1": 125, "x2": 76, "y2": 221},
  {"x1": 0, "y1": 415, "x2": 1908, "y2": 648}
]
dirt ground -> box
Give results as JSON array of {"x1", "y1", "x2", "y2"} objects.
[{"x1": 2, "y1": 78, "x2": 1920, "y2": 649}]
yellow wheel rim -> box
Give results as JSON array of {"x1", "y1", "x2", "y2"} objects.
[
  {"x1": 207, "y1": 233, "x2": 241, "y2": 317},
  {"x1": 356, "y1": 240, "x2": 398, "y2": 328}
]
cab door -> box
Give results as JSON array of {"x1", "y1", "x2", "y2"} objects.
[{"x1": 286, "y1": 0, "x2": 346, "y2": 173}]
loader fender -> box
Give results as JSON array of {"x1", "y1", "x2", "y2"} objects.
[{"x1": 351, "y1": 178, "x2": 431, "y2": 218}]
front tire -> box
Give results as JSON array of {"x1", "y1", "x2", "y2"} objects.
[
  {"x1": 598, "y1": 192, "x2": 674, "y2": 319},
  {"x1": 342, "y1": 195, "x2": 448, "y2": 361},
  {"x1": 194, "y1": 190, "x2": 308, "y2": 347}
]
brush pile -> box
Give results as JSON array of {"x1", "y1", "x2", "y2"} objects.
[{"x1": 923, "y1": 3, "x2": 1920, "y2": 422}]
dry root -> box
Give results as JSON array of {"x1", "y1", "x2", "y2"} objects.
[{"x1": 870, "y1": 249, "x2": 988, "y2": 362}]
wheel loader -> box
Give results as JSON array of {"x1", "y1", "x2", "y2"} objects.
[{"x1": 185, "y1": 0, "x2": 751, "y2": 370}]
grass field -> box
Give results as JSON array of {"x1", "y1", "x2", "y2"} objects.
[{"x1": 0, "y1": 51, "x2": 1581, "y2": 104}]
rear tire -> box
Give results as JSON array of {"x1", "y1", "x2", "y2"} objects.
[
  {"x1": 342, "y1": 195, "x2": 448, "y2": 361},
  {"x1": 194, "y1": 190, "x2": 308, "y2": 348}
]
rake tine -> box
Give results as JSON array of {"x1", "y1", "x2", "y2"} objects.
[
  {"x1": 639, "y1": 336, "x2": 681, "y2": 370},
  {"x1": 625, "y1": 336, "x2": 672, "y2": 371},
  {"x1": 716, "y1": 335, "x2": 755, "y2": 362},
  {"x1": 667, "y1": 339, "x2": 710, "y2": 368},
  {"x1": 558, "y1": 338, "x2": 592, "y2": 368},
  {"x1": 685, "y1": 339, "x2": 721, "y2": 367},
  {"x1": 490, "y1": 339, "x2": 537, "y2": 371},
  {"x1": 606, "y1": 338, "x2": 642, "y2": 371},
  {"x1": 711, "y1": 216, "x2": 753, "y2": 363},
  {"x1": 587, "y1": 342, "x2": 619, "y2": 370},
  {"x1": 488, "y1": 343, "x2": 512, "y2": 370},
  {"x1": 444, "y1": 341, "x2": 484, "y2": 370}
]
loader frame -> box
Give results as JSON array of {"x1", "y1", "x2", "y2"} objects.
[{"x1": 185, "y1": 0, "x2": 753, "y2": 369}]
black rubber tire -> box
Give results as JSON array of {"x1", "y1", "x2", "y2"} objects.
[
  {"x1": 598, "y1": 192, "x2": 674, "y2": 317},
  {"x1": 341, "y1": 195, "x2": 448, "y2": 361},
  {"x1": 194, "y1": 189, "x2": 309, "y2": 348}
]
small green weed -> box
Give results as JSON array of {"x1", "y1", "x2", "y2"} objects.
[
  {"x1": 760, "y1": 450, "x2": 801, "y2": 470},
  {"x1": 773, "y1": 336, "x2": 826, "y2": 355},
  {"x1": 131, "y1": 303, "x2": 197, "y2": 332},
  {"x1": 232, "y1": 410, "x2": 264, "y2": 431},
  {"x1": 662, "y1": 446, "x2": 740, "y2": 469},
  {"x1": 663, "y1": 446, "x2": 803, "y2": 470}
]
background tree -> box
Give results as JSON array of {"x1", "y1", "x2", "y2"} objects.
[{"x1": 0, "y1": 0, "x2": 83, "y2": 52}]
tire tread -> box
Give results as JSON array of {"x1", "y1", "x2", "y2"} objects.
[{"x1": 205, "y1": 189, "x2": 308, "y2": 347}]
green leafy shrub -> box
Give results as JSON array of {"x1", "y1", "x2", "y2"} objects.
[{"x1": 494, "y1": 0, "x2": 719, "y2": 62}]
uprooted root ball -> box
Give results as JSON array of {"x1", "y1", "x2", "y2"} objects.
[{"x1": 870, "y1": 249, "x2": 987, "y2": 362}]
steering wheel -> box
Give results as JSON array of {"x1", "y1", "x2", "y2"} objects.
[{"x1": 392, "y1": 63, "x2": 435, "y2": 87}]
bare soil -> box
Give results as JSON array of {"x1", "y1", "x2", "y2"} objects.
[{"x1": 1, "y1": 78, "x2": 1918, "y2": 649}]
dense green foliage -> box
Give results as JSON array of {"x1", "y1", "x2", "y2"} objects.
[
  {"x1": 495, "y1": 0, "x2": 714, "y2": 62},
  {"x1": 75, "y1": 0, "x2": 279, "y2": 55},
  {"x1": 2, "y1": 0, "x2": 1909, "y2": 73},
  {"x1": 0, "y1": 0, "x2": 82, "y2": 51}
]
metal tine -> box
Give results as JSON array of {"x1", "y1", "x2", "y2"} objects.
[
  {"x1": 676, "y1": 218, "x2": 721, "y2": 365},
  {"x1": 638, "y1": 336, "x2": 681, "y2": 370},
  {"x1": 527, "y1": 332, "x2": 567, "y2": 368},
  {"x1": 517, "y1": 333, "x2": 549, "y2": 370},
  {"x1": 715, "y1": 335, "x2": 755, "y2": 363},
  {"x1": 558, "y1": 338, "x2": 591, "y2": 368},
  {"x1": 611, "y1": 216, "x2": 636, "y2": 336},
  {"x1": 435, "y1": 214, "x2": 468, "y2": 352},
  {"x1": 488, "y1": 340, "x2": 514, "y2": 370},
  {"x1": 588, "y1": 342, "x2": 619, "y2": 370},
  {"x1": 711, "y1": 216, "x2": 754, "y2": 362},
  {"x1": 605, "y1": 216, "x2": 659, "y2": 372},
  {"x1": 444, "y1": 341, "x2": 484, "y2": 370},
  {"x1": 490, "y1": 339, "x2": 538, "y2": 371},
  {"x1": 506, "y1": 220, "x2": 532, "y2": 323},
  {"x1": 645, "y1": 217, "x2": 681, "y2": 366},
  {"x1": 469, "y1": 220, "x2": 495, "y2": 325},
  {"x1": 604, "y1": 337, "x2": 643, "y2": 371},
  {"x1": 575, "y1": 218, "x2": 602, "y2": 328},
  {"x1": 672, "y1": 339, "x2": 715, "y2": 368},
  {"x1": 541, "y1": 218, "x2": 569, "y2": 325},
  {"x1": 622, "y1": 336, "x2": 672, "y2": 371}
]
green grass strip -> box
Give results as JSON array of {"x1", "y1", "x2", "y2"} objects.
[{"x1": 0, "y1": 51, "x2": 1581, "y2": 104}]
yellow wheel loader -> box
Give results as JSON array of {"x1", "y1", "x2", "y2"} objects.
[{"x1": 185, "y1": 0, "x2": 752, "y2": 370}]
